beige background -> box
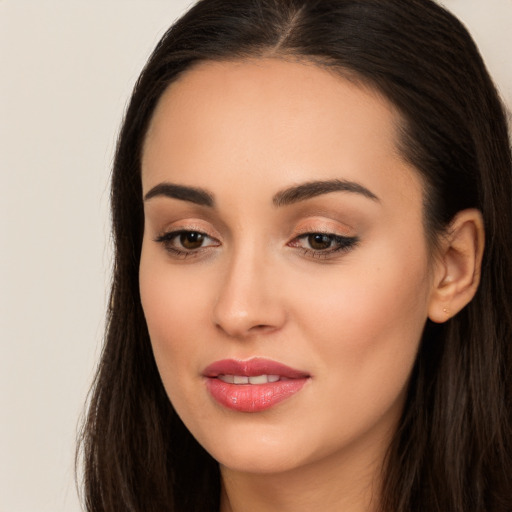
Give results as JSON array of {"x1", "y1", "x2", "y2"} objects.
[{"x1": 1, "y1": 1, "x2": 510, "y2": 511}]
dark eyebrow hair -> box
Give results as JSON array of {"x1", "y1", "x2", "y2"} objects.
[
  {"x1": 144, "y1": 182, "x2": 214, "y2": 207},
  {"x1": 272, "y1": 179, "x2": 379, "y2": 207}
]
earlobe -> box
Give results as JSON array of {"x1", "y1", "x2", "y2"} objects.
[{"x1": 428, "y1": 209, "x2": 485, "y2": 323}]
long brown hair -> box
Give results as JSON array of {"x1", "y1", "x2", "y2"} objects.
[{"x1": 78, "y1": 1, "x2": 512, "y2": 510}]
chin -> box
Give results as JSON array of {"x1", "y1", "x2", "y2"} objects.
[
  {"x1": 214, "y1": 445, "x2": 306, "y2": 475},
  {"x1": 191, "y1": 421, "x2": 312, "y2": 474}
]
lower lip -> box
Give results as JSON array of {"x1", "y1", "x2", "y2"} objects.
[{"x1": 205, "y1": 378, "x2": 308, "y2": 412}]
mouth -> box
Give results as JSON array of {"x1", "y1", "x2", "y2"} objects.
[
  {"x1": 217, "y1": 374, "x2": 282, "y2": 384},
  {"x1": 203, "y1": 358, "x2": 310, "y2": 413}
]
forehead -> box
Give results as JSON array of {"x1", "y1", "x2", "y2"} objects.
[
  {"x1": 142, "y1": 58, "x2": 422, "y2": 210},
  {"x1": 144, "y1": 57, "x2": 399, "y2": 154}
]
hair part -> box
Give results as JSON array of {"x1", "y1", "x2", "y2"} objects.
[{"x1": 78, "y1": 1, "x2": 512, "y2": 511}]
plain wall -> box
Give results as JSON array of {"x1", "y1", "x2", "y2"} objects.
[{"x1": 1, "y1": 1, "x2": 510, "y2": 511}]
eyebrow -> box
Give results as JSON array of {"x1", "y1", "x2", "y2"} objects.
[
  {"x1": 144, "y1": 183, "x2": 214, "y2": 207},
  {"x1": 272, "y1": 179, "x2": 379, "y2": 207},
  {"x1": 143, "y1": 178, "x2": 379, "y2": 208}
]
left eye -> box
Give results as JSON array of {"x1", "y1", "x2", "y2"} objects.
[
  {"x1": 304, "y1": 233, "x2": 337, "y2": 250},
  {"x1": 290, "y1": 233, "x2": 359, "y2": 255}
]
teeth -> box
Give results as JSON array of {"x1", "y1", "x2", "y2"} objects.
[
  {"x1": 248, "y1": 375, "x2": 267, "y2": 384},
  {"x1": 218, "y1": 374, "x2": 281, "y2": 384}
]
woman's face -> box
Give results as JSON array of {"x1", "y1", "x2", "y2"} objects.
[{"x1": 140, "y1": 59, "x2": 437, "y2": 476}]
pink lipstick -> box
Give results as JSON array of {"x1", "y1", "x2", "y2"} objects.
[{"x1": 203, "y1": 358, "x2": 310, "y2": 412}]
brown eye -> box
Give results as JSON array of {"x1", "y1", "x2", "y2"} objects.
[
  {"x1": 288, "y1": 232, "x2": 359, "y2": 259},
  {"x1": 307, "y1": 234, "x2": 333, "y2": 250},
  {"x1": 179, "y1": 231, "x2": 205, "y2": 249},
  {"x1": 155, "y1": 229, "x2": 220, "y2": 257}
]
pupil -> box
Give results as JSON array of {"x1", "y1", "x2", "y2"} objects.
[
  {"x1": 309, "y1": 234, "x2": 331, "y2": 250},
  {"x1": 180, "y1": 232, "x2": 204, "y2": 249}
]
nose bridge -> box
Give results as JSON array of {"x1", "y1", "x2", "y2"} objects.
[{"x1": 212, "y1": 239, "x2": 285, "y2": 338}]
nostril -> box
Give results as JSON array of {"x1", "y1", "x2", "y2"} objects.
[
  {"x1": 249, "y1": 324, "x2": 277, "y2": 333},
  {"x1": 214, "y1": 321, "x2": 278, "y2": 338}
]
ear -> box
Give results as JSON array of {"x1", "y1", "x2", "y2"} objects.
[{"x1": 428, "y1": 209, "x2": 485, "y2": 323}]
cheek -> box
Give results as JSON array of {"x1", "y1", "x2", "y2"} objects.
[
  {"x1": 140, "y1": 238, "x2": 214, "y2": 332},
  {"x1": 317, "y1": 266, "x2": 429, "y2": 348},
  {"x1": 299, "y1": 243, "x2": 429, "y2": 330},
  {"x1": 293, "y1": 241, "x2": 431, "y2": 412},
  {"x1": 139, "y1": 249, "x2": 209, "y2": 395}
]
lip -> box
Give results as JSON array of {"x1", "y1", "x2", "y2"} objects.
[{"x1": 203, "y1": 358, "x2": 310, "y2": 413}]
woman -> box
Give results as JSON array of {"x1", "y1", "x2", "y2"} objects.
[{"x1": 78, "y1": 0, "x2": 512, "y2": 511}]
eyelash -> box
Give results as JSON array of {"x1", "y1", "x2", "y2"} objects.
[
  {"x1": 154, "y1": 230, "x2": 359, "y2": 260},
  {"x1": 154, "y1": 230, "x2": 220, "y2": 259},
  {"x1": 289, "y1": 232, "x2": 359, "y2": 259}
]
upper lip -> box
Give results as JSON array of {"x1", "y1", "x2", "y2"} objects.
[{"x1": 203, "y1": 357, "x2": 310, "y2": 379}]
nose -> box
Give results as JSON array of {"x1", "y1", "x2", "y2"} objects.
[{"x1": 212, "y1": 246, "x2": 287, "y2": 339}]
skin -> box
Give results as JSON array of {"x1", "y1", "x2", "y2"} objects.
[{"x1": 139, "y1": 58, "x2": 482, "y2": 512}]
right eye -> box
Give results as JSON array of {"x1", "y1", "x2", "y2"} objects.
[{"x1": 155, "y1": 230, "x2": 220, "y2": 257}]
